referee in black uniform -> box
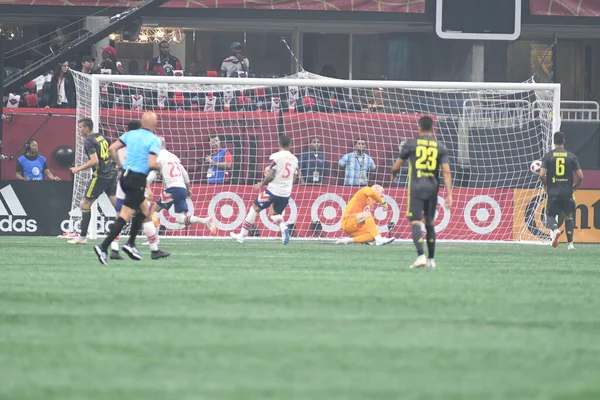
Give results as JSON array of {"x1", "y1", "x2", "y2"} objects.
[
  {"x1": 539, "y1": 131, "x2": 584, "y2": 249},
  {"x1": 392, "y1": 116, "x2": 453, "y2": 269}
]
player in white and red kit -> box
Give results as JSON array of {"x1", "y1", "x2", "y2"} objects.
[
  {"x1": 149, "y1": 138, "x2": 216, "y2": 233},
  {"x1": 230, "y1": 135, "x2": 298, "y2": 245}
]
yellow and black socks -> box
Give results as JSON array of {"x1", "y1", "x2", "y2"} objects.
[
  {"x1": 411, "y1": 224, "x2": 424, "y2": 256},
  {"x1": 80, "y1": 208, "x2": 91, "y2": 237},
  {"x1": 565, "y1": 218, "x2": 574, "y2": 243},
  {"x1": 425, "y1": 224, "x2": 436, "y2": 259}
]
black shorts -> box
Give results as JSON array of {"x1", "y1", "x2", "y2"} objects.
[
  {"x1": 85, "y1": 176, "x2": 117, "y2": 199},
  {"x1": 407, "y1": 195, "x2": 437, "y2": 225},
  {"x1": 119, "y1": 171, "x2": 148, "y2": 210},
  {"x1": 546, "y1": 194, "x2": 575, "y2": 218}
]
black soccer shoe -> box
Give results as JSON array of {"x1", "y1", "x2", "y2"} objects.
[
  {"x1": 110, "y1": 250, "x2": 124, "y2": 260},
  {"x1": 94, "y1": 245, "x2": 108, "y2": 265},
  {"x1": 151, "y1": 250, "x2": 171, "y2": 260},
  {"x1": 122, "y1": 243, "x2": 142, "y2": 261}
]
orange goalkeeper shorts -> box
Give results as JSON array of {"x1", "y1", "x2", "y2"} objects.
[{"x1": 341, "y1": 214, "x2": 366, "y2": 237}]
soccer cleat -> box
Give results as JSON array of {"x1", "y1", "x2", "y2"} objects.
[
  {"x1": 376, "y1": 238, "x2": 395, "y2": 246},
  {"x1": 551, "y1": 229, "x2": 562, "y2": 248},
  {"x1": 230, "y1": 232, "x2": 245, "y2": 244},
  {"x1": 94, "y1": 245, "x2": 108, "y2": 265},
  {"x1": 567, "y1": 243, "x2": 575, "y2": 250},
  {"x1": 151, "y1": 250, "x2": 171, "y2": 260},
  {"x1": 427, "y1": 258, "x2": 436, "y2": 269},
  {"x1": 410, "y1": 254, "x2": 427, "y2": 269},
  {"x1": 110, "y1": 250, "x2": 124, "y2": 260},
  {"x1": 335, "y1": 237, "x2": 353, "y2": 245},
  {"x1": 67, "y1": 236, "x2": 87, "y2": 245},
  {"x1": 122, "y1": 243, "x2": 142, "y2": 261},
  {"x1": 282, "y1": 227, "x2": 290, "y2": 245},
  {"x1": 204, "y1": 217, "x2": 217, "y2": 235}
]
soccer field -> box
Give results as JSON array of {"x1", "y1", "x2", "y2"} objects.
[{"x1": 1, "y1": 237, "x2": 599, "y2": 400}]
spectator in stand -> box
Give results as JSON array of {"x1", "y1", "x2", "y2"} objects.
[
  {"x1": 205, "y1": 134, "x2": 233, "y2": 184},
  {"x1": 298, "y1": 137, "x2": 329, "y2": 185},
  {"x1": 98, "y1": 45, "x2": 123, "y2": 74},
  {"x1": 15, "y1": 140, "x2": 60, "y2": 181},
  {"x1": 338, "y1": 138, "x2": 376, "y2": 186},
  {"x1": 187, "y1": 60, "x2": 202, "y2": 76},
  {"x1": 147, "y1": 41, "x2": 182, "y2": 76},
  {"x1": 80, "y1": 55, "x2": 96, "y2": 74},
  {"x1": 48, "y1": 59, "x2": 76, "y2": 108},
  {"x1": 221, "y1": 42, "x2": 249, "y2": 78}
]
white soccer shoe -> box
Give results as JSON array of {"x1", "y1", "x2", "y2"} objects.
[
  {"x1": 550, "y1": 229, "x2": 562, "y2": 248},
  {"x1": 410, "y1": 254, "x2": 427, "y2": 269},
  {"x1": 67, "y1": 236, "x2": 87, "y2": 245},
  {"x1": 335, "y1": 237, "x2": 353, "y2": 245},
  {"x1": 567, "y1": 243, "x2": 575, "y2": 250},
  {"x1": 230, "y1": 232, "x2": 245, "y2": 244},
  {"x1": 427, "y1": 258, "x2": 436, "y2": 269},
  {"x1": 375, "y1": 238, "x2": 395, "y2": 246},
  {"x1": 204, "y1": 217, "x2": 217, "y2": 235}
]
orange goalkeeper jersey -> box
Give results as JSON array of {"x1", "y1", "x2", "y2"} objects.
[{"x1": 343, "y1": 186, "x2": 384, "y2": 218}]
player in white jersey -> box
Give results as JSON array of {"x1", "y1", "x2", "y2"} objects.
[
  {"x1": 149, "y1": 138, "x2": 216, "y2": 234},
  {"x1": 231, "y1": 135, "x2": 298, "y2": 245},
  {"x1": 114, "y1": 122, "x2": 170, "y2": 260}
]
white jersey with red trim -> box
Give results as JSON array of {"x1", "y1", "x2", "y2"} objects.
[
  {"x1": 147, "y1": 149, "x2": 189, "y2": 190},
  {"x1": 266, "y1": 150, "x2": 298, "y2": 197}
]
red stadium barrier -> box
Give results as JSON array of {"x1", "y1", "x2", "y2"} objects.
[{"x1": 147, "y1": 184, "x2": 515, "y2": 241}]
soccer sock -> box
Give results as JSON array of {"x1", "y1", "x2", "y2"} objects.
[
  {"x1": 411, "y1": 224, "x2": 425, "y2": 256},
  {"x1": 364, "y1": 217, "x2": 381, "y2": 241},
  {"x1": 143, "y1": 221, "x2": 159, "y2": 251},
  {"x1": 101, "y1": 217, "x2": 126, "y2": 252},
  {"x1": 425, "y1": 224, "x2": 436, "y2": 259},
  {"x1": 79, "y1": 208, "x2": 91, "y2": 237},
  {"x1": 241, "y1": 208, "x2": 258, "y2": 237},
  {"x1": 546, "y1": 215, "x2": 558, "y2": 231},
  {"x1": 565, "y1": 218, "x2": 574, "y2": 243},
  {"x1": 128, "y1": 212, "x2": 145, "y2": 246},
  {"x1": 271, "y1": 215, "x2": 287, "y2": 232},
  {"x1": 175, "y1": 213, "x2": 209, "y2": 225},
  {"x1": 111, "y1": 237, "x2": 119, "y2": 251}
]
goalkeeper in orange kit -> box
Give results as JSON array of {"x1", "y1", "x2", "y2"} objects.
[{"x1": 335, "y1": 184, "x2": 396, "y2": 246}]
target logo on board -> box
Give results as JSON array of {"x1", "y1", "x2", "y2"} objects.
[
  {"x1": 208, "y1": 192, "x2": 247, "y2": 231},
  {"x1": 373, "y1": 195, "x2": 400, "y2": 233},
  {"x1": 310, "y1": 194, "x2": 347, "y2": 233},
  {"x1": 463, "y1": 195, "x2": 502, "y2": 234}
]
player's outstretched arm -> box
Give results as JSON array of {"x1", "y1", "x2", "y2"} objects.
[
  {"x1": 253, "y1": 168, "x2": 275, "y2": 190},
  {"x1": 441, "y1": 163, "x2": 453, "y2": 209},
  {"x1": 70, "y1": 152, "x2": 98, "y2": 175},
  {"x1": 391, "y1": 157, "x2": 404, "y2": 180},
  {"x1": 539, "y1": 167, "x2": 547, "y2": 188},
  {"x1": 574, "y1": 169, "x2": 584, "y2": 190}
]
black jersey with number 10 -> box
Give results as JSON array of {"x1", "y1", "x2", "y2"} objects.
[
  {"x1": 399, "y1": 135, "x2": 450, "y2": 199},
  {"x1": 84, "y1": 133, "x2": 116, "y2": 179},
  {"x1": 541, "y1": 149, "x2": 580, "y2": 198}
]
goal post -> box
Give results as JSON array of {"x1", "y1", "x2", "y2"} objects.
[{"x1": 71, "y1": 71, "x2": 561, "y2": 243}]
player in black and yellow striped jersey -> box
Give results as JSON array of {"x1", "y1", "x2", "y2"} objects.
[
  {"x1": 392, "y1": 116, "x2": 453, "y2": 269},
  {"x1": 67, "y1": 118, "x2": 123, "y2": 259},
  {"x1": 539, "y1": 131, "x2": 584, "y2": 249}
]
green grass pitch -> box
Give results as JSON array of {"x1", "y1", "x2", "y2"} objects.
[{"x1": 1, "y1": 237, "x2": 599, "y2": 400}]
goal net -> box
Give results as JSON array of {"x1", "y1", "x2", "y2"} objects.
[{"x1": 71, "y1": 71, "x2": 560, "y2": 243}]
